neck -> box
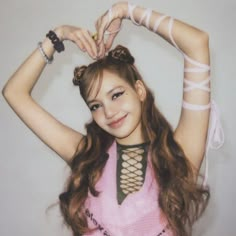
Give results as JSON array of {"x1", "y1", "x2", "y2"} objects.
[{"x1": 115, "y1": 129, "x2": 147, "y2": 146}]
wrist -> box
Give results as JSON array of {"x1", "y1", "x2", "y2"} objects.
[
  {"x1": 53, "y1": 26, "x2": 65, "y2": 41},
  {"x1": 114, "y1": 2, "x2": 129, "y2": 19},
  {"x1": 46, "y1": 29, "x2": 65, "y2": 53},
  {"x1": 128, "y1": 4, "x2": 143, "y2": 22}
]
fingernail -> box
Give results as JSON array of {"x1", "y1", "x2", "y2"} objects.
[{"x1": 92, "y1": 54, "x2": 96, "y2": 59}]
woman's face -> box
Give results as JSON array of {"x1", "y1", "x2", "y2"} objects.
[{"x1": 86, "y1": 70, "x2": 146, "y2": 145}]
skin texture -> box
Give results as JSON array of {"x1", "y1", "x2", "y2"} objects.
[
  {"x1": 95, "y1": 2, "x2": 210, "y2": 172},
  {"x1": 2, "y1": 2, "x2": 211, "y2": 235},
  {"x1": 87, "y1": 70, "x2": 146, "y2": 145},
  {"x1": 2, "y1": 2, "x2": 210, "y2": 170}
]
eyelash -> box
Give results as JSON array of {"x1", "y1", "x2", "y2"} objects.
[
  {"x1": 112, "y1": 91, "x2": 125, "y2": 100},
  {"x1": 89, "y1": 90, "x2": 125, "y2": 112},
  {"x1": 90, "y1": 104, "x2": 100, "y2": 112}
]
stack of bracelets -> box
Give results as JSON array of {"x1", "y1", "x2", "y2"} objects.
[{"x1": 38, "y1": 30, "x2": 65, "y2": 64}]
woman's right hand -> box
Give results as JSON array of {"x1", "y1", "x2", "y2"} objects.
[
  {"x1": 54, "y1": 25, "x2": 98, "y2": 59},
  {"x1": 95, "y1": 2, "x2": 128, "y2": 57}
]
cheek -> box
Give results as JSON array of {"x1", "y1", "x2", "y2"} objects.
[
  {"x1": 120, "y1": 92, "x2": 141, "y2": 109},
  {"x1": 92, "y1": 111, "x2": 103, "y2": 125},
  {"x1": 127, "y1": 94, "x2": 142, "y2": 110}
]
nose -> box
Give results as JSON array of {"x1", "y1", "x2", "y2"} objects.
[{"x1": 104, "y1": 102, "x2": 118, "y2": 119}]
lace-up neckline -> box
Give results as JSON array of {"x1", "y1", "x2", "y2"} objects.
[{"x1": 116, "y1": 142, "x2": 149, "y2": 205}]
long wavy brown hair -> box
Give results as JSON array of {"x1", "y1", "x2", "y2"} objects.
[{"x1": 59, "y1": 45, "x2": 210, "y2": 236}]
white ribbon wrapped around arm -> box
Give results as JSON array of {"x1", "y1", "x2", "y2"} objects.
[{"x1": 203, "y1": 100, "x2": 225, "y2": 186}]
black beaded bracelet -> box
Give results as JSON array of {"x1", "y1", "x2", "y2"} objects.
[{"x1": 46, "y1": 30, "x2": 65, "y2": 53}]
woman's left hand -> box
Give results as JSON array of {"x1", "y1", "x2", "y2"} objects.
[{"x1": 95, "y1": 2, "x2": 128, "y2": 57}]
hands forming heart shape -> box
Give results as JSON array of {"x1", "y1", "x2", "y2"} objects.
[{"x1": 53, "y1": 2, "x2": 127, "y2": 59}]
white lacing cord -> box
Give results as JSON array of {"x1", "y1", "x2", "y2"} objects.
[
  {"x1": 128, "y1": 4, "x2": 139, "y2": 25},
  {"x1": 104, "y1": 8, "x2": 122, "y2": 35},
  {"x1": 139, "y1": 8, "x2": 152, "y2": 28},
  {"x1": 203, "y1": 101, "x2": 225, "y2": 185},
  {"x1": 153, "y1": 14, "x2": 169, "y2": 32},
  {"x1": 128, "y1": 3, "x2": 168, "y2": 31},
  {"x1": 105, "y1": 4, "x2": 165, "y2": 36},
  {"x1": 168, "y1": 16, "x2": 225, "y2": 185},
  {"x1": 127, "y1": 3, "x2": 224, "y2": 185},
  {"x1": 183, "y1": 77, "x2": 211, "y2": 93},
  {"x1": 182, "y1": 75, "x2": 211, "y2": 111}
]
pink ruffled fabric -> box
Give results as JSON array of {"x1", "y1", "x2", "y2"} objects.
[{"x1": 84, "y1": 142, "x2": 173, "y2": 236}]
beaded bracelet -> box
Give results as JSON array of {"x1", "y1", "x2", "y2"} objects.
[
  {"x1": 46, "y1": 30, "x2": 65, "y2": 53},
  {"x1": 38, "y1": 42, "x2": 53, "y2": 64}
]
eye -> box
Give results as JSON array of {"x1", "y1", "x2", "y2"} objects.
[
  {"x1": 89, "y1": 104, "x2": 101, "y2": 112},
  {"x1": 112, "y1": 91, "x2": 125, "y2": 100}
]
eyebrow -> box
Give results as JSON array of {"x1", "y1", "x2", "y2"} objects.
[{"x1": 87, "y1": 86, "x2": 123, "y2": 105}]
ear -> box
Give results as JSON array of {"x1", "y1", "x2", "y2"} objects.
[{"x1": 135, "y1": 80, "x2": 146, "y2": 102}]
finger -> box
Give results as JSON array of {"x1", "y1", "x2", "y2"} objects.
[
  {"x1": 84, "y1": 31, "x2": 98, "y2": 57},
  {"x1": 74, "y1": 31, "x2": 97, "y2": 59},
  {"x1": 82, "y1": 31, "x2": 97, "y2": 56},
  {"x1": 66, "y1": 28, "x2": 85, "y2": 49},
  {"x1": 97, "y1": 11, "x2": 111, "y2": 45},
  {"x1": 95, "y1": 16, "x2": 104, "y2": 42},
  {"x1": 95, "y1": 17, "x2": 102, "y2": 33},
  {"x1": 97, "y1": 42, "x2": 106, "y2": 58},
  {"x1": 73, "y1": 37, "x2": 86, "y2": 52},
  {"x1": 104, "y1": 33, "x2": 117, "y2": 52}
]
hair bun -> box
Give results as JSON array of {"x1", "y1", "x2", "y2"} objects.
[
  {"x1": 73, "y1": 65, "x2": 87, "y2": 85},
  {"x1": 108, "y1": 45, "x2": 135, "y2": 65}
]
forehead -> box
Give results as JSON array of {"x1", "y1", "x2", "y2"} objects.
[{"x1": 88, "y1": 70, "x2": 130, "y2": 100}]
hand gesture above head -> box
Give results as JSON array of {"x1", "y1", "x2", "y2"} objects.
[
  {"x1": 95, "y1": 2, "x2": 128, "y2": 57},
  {"x1": 55, "y1": 25, "x2": 98, "y2": 59}
]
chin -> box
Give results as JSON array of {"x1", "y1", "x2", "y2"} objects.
[{"x1": 112, "y1": 129, "x2": 142, "y2": 144}]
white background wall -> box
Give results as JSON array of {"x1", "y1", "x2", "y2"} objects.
[{"x1": 0, "y1": 0, "x2": 235, "y2": 235}]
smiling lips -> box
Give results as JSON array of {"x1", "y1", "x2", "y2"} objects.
[{"x1": 108, "y1": 114, "x2": 128, "y2": 129}]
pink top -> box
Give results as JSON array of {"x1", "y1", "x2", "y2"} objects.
[{"x1": 84, "y1": 142, "x2": 173, "y2": 236}]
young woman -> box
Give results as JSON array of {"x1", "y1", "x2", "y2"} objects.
[{"x1": 2, "y1": 2, "x2": 223, "y2": 236}]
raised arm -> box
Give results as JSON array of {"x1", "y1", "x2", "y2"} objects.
[
  {"x1": 96, "y1": 2, "x2": 210, "y2": 172},
  {"x1": 2, "y1": 25, "x2": 98, "y2": 163}
]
